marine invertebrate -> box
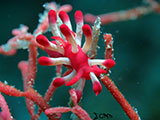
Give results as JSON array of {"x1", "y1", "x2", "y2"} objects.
[
  {"x1": 36, "y1": 10, "x2": 115, "y2": 97},
  {"x1": 0, "y1": 1, "x2": 142, "y2": 120}
]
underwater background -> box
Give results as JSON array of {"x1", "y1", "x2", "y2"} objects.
[{"x1": 0, "y1": 0, "x2": 160, "y2": 120}]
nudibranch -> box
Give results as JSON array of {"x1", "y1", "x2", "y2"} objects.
[{"x1": 36, "y1": 10, "x2": 115, "y2": 97}]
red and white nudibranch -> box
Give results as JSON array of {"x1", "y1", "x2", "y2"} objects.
[{"x1": 36, "y1": 10, "x2": 115, "y2": 97}]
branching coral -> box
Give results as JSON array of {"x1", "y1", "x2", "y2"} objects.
[
  {"x1": 1, "y1": 1, "x2": 155, "y2": 120},
  {"x1": 84, "y1": 0, "x2": 160, "y2": 25}
]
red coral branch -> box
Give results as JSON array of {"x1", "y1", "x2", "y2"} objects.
[
  {"x1": 84, "y1": 2, "x2": 160, "y2": 25},
  {"x1": 0, "y1": 93, "x2": 12, "y2": 120},
  {"x1": 102, "y1": 31, "x2": 140, "y2": 120},
  {"x1": 100, "y1": 76, "x2": 140, "y2": 120},
  {"x1": 0, "y1": 47, "x2": 16, "y2": 56},
  {"x1": 0, "y1": 81, "x2": 60, "y2": 120},
  {"x1": 18, "y1": 61, "x2": 37, "y2": 119},
  {"x1": 0, "y1": 82, "x2": 24, "y2": 97},
  {"x1": 146, "y1": 0, "x2": 160, "y2": 13},
  {"x1": 71, "y1": 105, "x2": 91, "y2": 120},
  {"x1": 36, "y1": 79, "x2": 57, "y2": 117},
  {"x1": 26, "y1": 44, "x2": 37, "y2": 87},
  {"x1": 45, "y1": 88, "x2": 92, "y2": 120},
  {"x1": 24, "y1": 88, "x2": 50, "y2": 111}
]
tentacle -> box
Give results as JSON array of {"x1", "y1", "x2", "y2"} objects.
[
  {"x1": 59, "y1": 11, "x2": 72, "y2": 30},
  {"x1": 36, "y1": 35, "x2": 64, "y2": 54},
  {"x1": 60, "y1": 24, "x2": 78, "y2": 53},
  {"x1": 51, "y1": 36, "x2": 67, "y2": 47},
  {"x1": 38, "y1": 56, "x2": 70, "y2": 66},
  {"x1": 48, "y1": 10, "x2": 61, "y2": 37},
  {"x1": 82, "y1": 24, "x2": 92, "y2": 53},
  {"x1": 65, "y1": 70, "x2": 83, "y2": 86},
  {"x1": 52, "y1": 70, "x2": 76, "y2": 87},
  {"x1": 75, "y1": 78, "x2": 86, "y2": 103},
  {"x1": 89, "y1": 59, "x2": 115, "y2": 68},
  {"x1": 75, "y1": 11, "x2": 84, "y2": 46},
  {"x1": 89, "y1": 72, "x2": 102, "y2": 96}
]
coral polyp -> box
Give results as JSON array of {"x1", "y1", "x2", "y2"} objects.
[{"x1": 36, "y1": 10, "x2": 115, "y2": 97}]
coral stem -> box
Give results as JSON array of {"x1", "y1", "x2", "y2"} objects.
[
  {"x1": 0, "y1": 93, "x2": 12, "y2": 120},
  {"x1": 85, "y1": 5, "x2": 155, "y2": 25},
  {"x1": 101, "y1": 76, "x2": 140, "y2": 120},
  {"x1": 27, "y1": 44, "x2": 37, "y2": 87},
  {"x1": 18, "y1": 61, "x2": 37, "y2": 119}
]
